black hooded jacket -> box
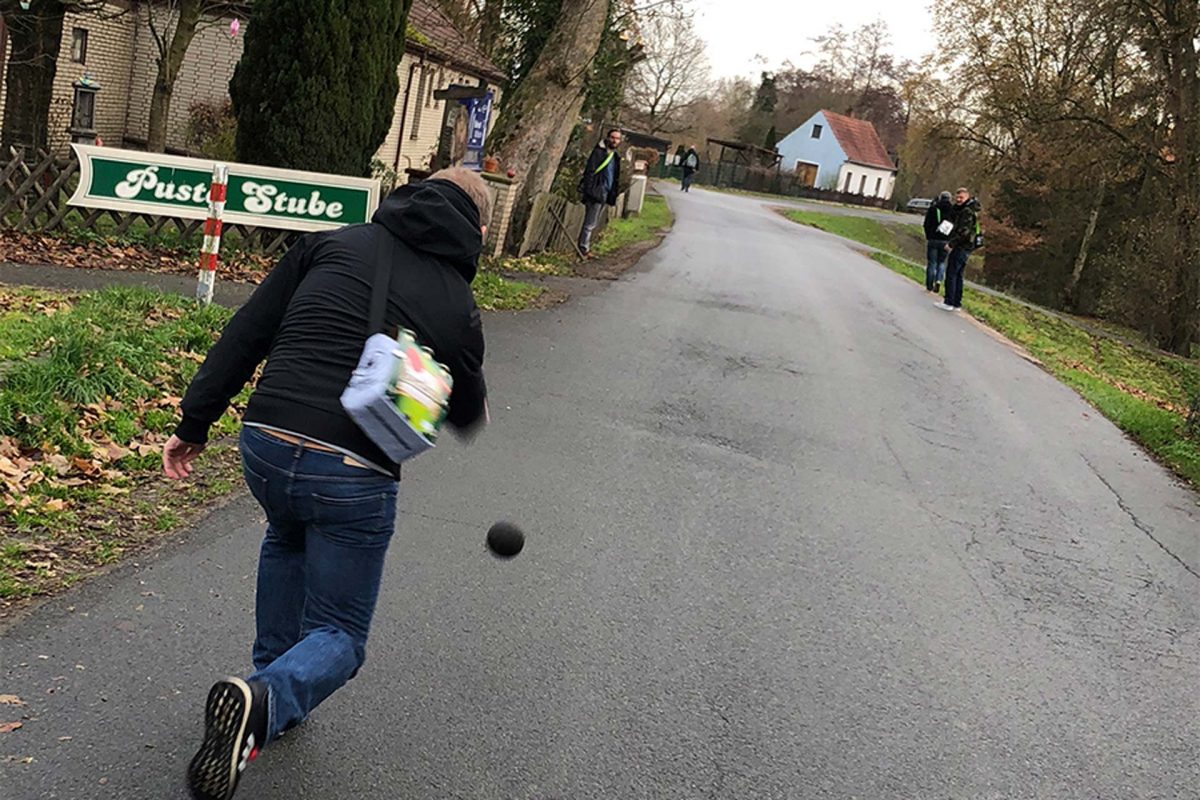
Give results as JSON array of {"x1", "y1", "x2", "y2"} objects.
[
  {"x1": 580, "y1": 143, "x2": 621, "y2": 206},
  {"x1": 176, "y1": 179, "x2": 488, "y2": 475},
  {"x1": 923, "y1": 196, "x2": 955, "y2": 241}
]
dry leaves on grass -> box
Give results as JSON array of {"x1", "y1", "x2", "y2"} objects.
[{"x1": 0, "y1": 230, "x2": 274, "y2": 284}]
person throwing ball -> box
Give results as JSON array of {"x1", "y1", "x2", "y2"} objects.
[{"x1": 163, "y1": 168, "x2": 491, "y2": 800}]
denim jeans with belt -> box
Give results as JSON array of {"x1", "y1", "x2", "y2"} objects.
[{"x1": 238, "y1": 426, "x2": 398, "y2": 741}]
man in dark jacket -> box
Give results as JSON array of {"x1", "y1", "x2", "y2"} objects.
[
  {"x1": 165, "y1": 168, "x2": 490, "y2": 800},
  {"x1": 681, "y1": 145, "x2": 700, "y2": 192},
  {"x1": 577, "y1": 128, "x2": 622, "y2": 256},
  {"x1": 937, "y1": 186, "x2": 982, "y2": 311},
  {"x1": 923, "y1": 190, "x2": 953, "y2": 292}
]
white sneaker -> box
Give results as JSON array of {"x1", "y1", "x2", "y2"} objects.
[{"x1": 935, "y1": 302, "x2": 956, "y2": 311}]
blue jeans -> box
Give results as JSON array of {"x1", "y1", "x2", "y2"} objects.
[
  {"x1": 926, "y1": 240, "x2": 948, "y2": 289},
  {"x1": 945, "y1": 248, "x2": 969, "y2": 307},
  {"x1": 238, "y1": 427, "x2": 398, "y2": 742},
  {"x1": 578, "y1": 201, "x2": 605, "y2": 253}
]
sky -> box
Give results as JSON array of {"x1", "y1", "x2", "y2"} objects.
[{"x1": 691, "y1": 0, "x2": 936, "y2": 80}]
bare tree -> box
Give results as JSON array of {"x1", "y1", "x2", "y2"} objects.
[
  {"x1": 622, "y1": 9, "x2": 708, "y2": 135},
  {"x1": 144, "y1": 0, "x2": 238, "y2": 153}
]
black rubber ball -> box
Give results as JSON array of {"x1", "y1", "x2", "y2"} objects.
[{"x1": 486, "y1": 521, "x2": 525, "y2": 559}]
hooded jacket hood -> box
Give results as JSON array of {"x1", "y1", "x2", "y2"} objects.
[{"x1": 372, "y1": 179, "x2": 483, "y2": 282}]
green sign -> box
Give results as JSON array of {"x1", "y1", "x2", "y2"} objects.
[{"x1": 69, "y1": 144, "x2": 379, "y2": 232}]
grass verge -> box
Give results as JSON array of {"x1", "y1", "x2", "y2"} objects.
[
  {"x1": 871, "y1": 253, "x2": 1200, "y2": 486},
  {"x1": 473, "y1": 272, "x2": 545, "y2": 310},
  {"x1": 592, "y1": 194, "x2": 673, "y2": 256},
  {"x1": 0, "y1": 286, "x2": 247, "y2": 608},
  {"x1": 780, "y1": 208, "x2": 926, "y2": 263}
]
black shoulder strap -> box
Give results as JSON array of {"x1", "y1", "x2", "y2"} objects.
[{"x1": 368, "y1": 228, "x2": 395, "y2": 335}]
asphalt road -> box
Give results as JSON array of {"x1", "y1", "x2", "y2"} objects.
[{"x1": 2, "y1": 187, "x2": 1198, "y2": 799}]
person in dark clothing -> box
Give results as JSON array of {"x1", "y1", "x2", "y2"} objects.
[
  {"x1": 578, "y1": 128, "x2": 622, "y2": 256},
  {"x1": 165, "y1": 168, "x2": 491, "y2": 800},
  {"x1": 923, "y1": 190, "x2": 954, "y2": 292},
  {"x1": 937, "y1": 186, "x2": 982, "y2": 311},
  {"x1": 681, "y1": 145, "x2": 700, "y2": 192}
]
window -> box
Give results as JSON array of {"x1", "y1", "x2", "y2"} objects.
[
  {"x1": 811, "y1": 124, "x2": 822, "y2": 139},
  {"x1": 411, "y1": 68, "x2": 427, "y2": 139},
  {"x1": 875, "y1": 177, "x2": 883, "y2": 196},
  {"x1": 426, "y1": 67, "x2": 435, "y2": 108},
  {"x1": 843, "y1": 171, "x2": 853, "y2": 193},
  {"x1": 71, "y1": 28, "x2": 88, "y2": 64},
  {"x1": 859, "y1": 174, "x2": 867, "y2": 195}
]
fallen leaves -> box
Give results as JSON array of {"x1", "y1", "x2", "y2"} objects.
[
  {"x1": 0, "y1": 721, "x2": 23, "y2": 733},
  {"x1": 0, "y1": 230, "x2": 275, "y2": 284},
  {"x1": 0, "y1": 695, "x2": 25, "y2": 706}
]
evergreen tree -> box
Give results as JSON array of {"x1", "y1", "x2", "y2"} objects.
[{"x1": 230, "y1": 0, "x2": 411, "y2": 176}]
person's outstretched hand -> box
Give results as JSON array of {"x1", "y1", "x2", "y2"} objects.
[{"x1": 163, "y1": 435, "x2": 206, "y2": 480}]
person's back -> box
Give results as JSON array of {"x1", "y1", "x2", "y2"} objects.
[
  {"x1": 241, "y1": 184, "x2": 488, "y2": 473},
  {"x1": 923, "y1": 191, "x2": 954, "y2": 292},
  {"x1": 168, "y1": 170, "x2": 491, "y2": 800}
]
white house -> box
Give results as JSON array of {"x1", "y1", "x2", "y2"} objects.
[{"x1": 775, "y1": 110, "x2": 897, "y2": 200}]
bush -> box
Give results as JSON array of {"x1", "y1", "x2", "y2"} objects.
[{"x1": 185, "y1": 100, "x2": 237, "y2": 161}]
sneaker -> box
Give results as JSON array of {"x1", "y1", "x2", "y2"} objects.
[
  {"x1": 187, "y1": 678, "x2": 268, "y2": 800},
  {"x1": 933, "y1": 281, "x2": 940, "y2": 293},
  {"x1": 935, "y1": 302, "x2": 956, "y2": 311}
]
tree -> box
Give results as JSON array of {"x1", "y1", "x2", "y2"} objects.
[
  {"x1": 736, "y1": 71, "x2": 775, "y2": 145},
  {"x1": 490, "y1": 0, "x2": 610, "y2": 249},
  {"x1": 144, "y1": 1, "x2": 237, "y2": 153},
  {"x1": 229, "y1": 0, "x2": 411, "y2": 176},
  {"x1": 0, "y1": 0, "x2": 108, "y2": 153},
  {"x1": 622, "y1": 9, "x2": 708, "y2": 135}
]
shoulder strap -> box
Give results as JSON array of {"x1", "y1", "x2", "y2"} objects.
[
  {"x1": 368, "y1": 228, "x2": 395, "y2": 335},
  {"x1": 594, "y1": 151, "x2": 614, "y2": 175}
]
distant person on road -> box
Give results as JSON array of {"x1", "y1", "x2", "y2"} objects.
[
  {"x1": 937, "y1": 187, "x2": 982, "y2": 312},
  {"x1": 578, "y1": 128, "x2": 623, "y2": 258},
  {"x1": 163, "y1": 168, "x2": 491, "y2": 800},
  {"x1": 681, "y1": 145, "x2": 700, "y2": 192},
  {"x1": 923, "y1": 190, "x2": 954, "y2": 293}
]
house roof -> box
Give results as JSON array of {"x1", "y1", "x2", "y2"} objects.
[
  {"x1": 407, "y1": 0, "x2": 507, "y2": 84},
  {"x1": 821, "y1": 110, "x2": 895, "y2": 171}
]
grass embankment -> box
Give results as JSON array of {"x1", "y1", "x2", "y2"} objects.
[
  {"x1": 780, "y1": 209, "x2": 926, "y2": 263},
  {"x1": 0, "y1": 287, "x2": 247, "y2": 605},
  {"x1": 780, "y1": 208, "x2": 1200, "y2": 486},
  {"x1": 484, "y1": 194, "x2": 674, "y2": 278},
  {"x1": 592, "y1": 194, "x2": 673, "y2": 256},
  {"x1": 876, "y1": 251, "x2": 1200, "y2": 486}
]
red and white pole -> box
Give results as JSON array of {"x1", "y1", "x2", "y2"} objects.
[{"x1": 196, "y1": 163, "x2": 229, "y2": 305}]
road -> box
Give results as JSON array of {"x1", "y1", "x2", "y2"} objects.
[{"x1": 2, "y1": 186, "x2": 1198, "y2": 799}]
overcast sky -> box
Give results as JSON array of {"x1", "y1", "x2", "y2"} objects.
[{"x1": 691, "y1": 0, "x2": 936, "y2": 80}]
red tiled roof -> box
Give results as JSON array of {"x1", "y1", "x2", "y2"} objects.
[
  {"x1": 821, "y1": 110, "x2": 895, "y2": 171},
  {"x1": 407, "y1": 0, "x2": 507, "y2": 83}
]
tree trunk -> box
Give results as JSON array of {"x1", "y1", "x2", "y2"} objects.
[
  {"x1": 1, "y1": 1, "x2": 66, "y2": 154},
  {"x1": 491, "y1": 0, "x2": 609, "y2": 253},
  {"x1": 1064, "y1": 175, "x2": 1105, "y2": 310},
  {"x1": 147, "y1": 0, "x2": 204, "y2": 153}
]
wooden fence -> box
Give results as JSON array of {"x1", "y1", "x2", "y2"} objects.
[
  {"x1": 0, "y1": 148, "x2": 300, "y2": 256},
  {"x1": 519, "y1": 190, "x2": 625, "y2": 257}
]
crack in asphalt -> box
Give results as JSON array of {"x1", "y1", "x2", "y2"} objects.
[{"x1": 1083, "y1": 456, "x2": 1200, "y2": 582}]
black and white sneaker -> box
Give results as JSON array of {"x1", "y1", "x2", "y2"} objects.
[{"x1": 187, "y1": 677, "x2": 268, "y2": 800}]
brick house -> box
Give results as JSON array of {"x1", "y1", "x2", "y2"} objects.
[{"x1": 0, "y1": 0, "x2": 506, "y2": 178}]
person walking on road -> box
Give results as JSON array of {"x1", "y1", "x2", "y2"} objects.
[
  {"x1": 937, "y1": 187, "x2": 982, "y2": 312},
  {"x1": 163, "y1": 168, "x2": 491, "y2": 800},
  {"x1": 578, "y1": 128, "x2": 623, "y2": 257},
  {"x1": 681, "y1": 145, "x2": 700, "y2": 192},
  {"x1": 923, "y1": 190, "x2": 954, "y2": 293}
]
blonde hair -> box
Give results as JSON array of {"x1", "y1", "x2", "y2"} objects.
[{"x1": 428, "y1": 167, "x2": 493, "y2": 226}]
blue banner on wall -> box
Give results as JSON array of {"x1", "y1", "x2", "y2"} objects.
[{"x1": 460, "y1": 91, "x2": 494, "y2": 171}]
